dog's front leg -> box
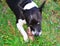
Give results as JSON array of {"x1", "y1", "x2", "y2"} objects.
[{"x1": 16, "y1": 19, "x2": 28, "y2": 42}]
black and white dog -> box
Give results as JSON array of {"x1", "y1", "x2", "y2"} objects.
[{"x1": 6, "y1": 0, "x2": 46, "y2": 42}]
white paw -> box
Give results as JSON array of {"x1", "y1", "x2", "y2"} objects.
[{"x1": 24, "y1": 36, "x2": 29, "y2": 42}]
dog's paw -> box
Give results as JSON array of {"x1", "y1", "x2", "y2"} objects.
[{"x1": 24, "y1": 36, "x2": 29, "y2": 42}]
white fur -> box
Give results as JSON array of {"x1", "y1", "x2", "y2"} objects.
[
  {"x1": 32, "y1": 31, "x2": 42, "y2": 36},
  {"x1": 23, "y1": 1, "x2": 38, "y2": 10},
  {"x1": 32, "y1": 31, "x2": 36, "y2": 35},
  {"x1": 18, "y1": 19, "x2": 26, "y2": 26},
  {"x1": 16, "y1": 19, "x2": 28, "y2": 42},
  {"x1": 39, "y1": 31, "x2": 42, "y2": 36}
]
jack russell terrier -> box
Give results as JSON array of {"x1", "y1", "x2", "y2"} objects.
[{"x1": 6, "y1": 0, "x2": 46, "y2": 42}]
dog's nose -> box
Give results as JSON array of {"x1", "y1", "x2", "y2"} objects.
[
  {"x1": 35, "y1": 32, "x2": 39, "y2": 36},
  {"x1": 35, "y1": 31, "x2": 42, "y2": 36}
]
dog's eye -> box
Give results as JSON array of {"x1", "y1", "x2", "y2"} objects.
[{"x1": 37, "y1": 23, "x2": 40, "y2": 24}]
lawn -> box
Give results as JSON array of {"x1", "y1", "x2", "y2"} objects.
[{"x1": 0, "y1": 0, "x2": 60, "y2": 46}]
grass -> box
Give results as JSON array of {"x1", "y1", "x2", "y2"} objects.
[{"x1": 0, "y1": 0, "x2": 60, "y2": 46}]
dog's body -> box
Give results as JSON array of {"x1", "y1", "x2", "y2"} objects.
[{"x1": 6, "y1": 0, "x2": 46, "y2": 42}]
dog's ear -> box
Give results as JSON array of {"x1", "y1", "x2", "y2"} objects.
[{"x1": 39, "y1": 0, "x2": 46, "y2": 13}]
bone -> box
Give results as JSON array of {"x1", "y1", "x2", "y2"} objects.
[{"x1": 26, "y1": 27, "x2": 34, "y2": 41}]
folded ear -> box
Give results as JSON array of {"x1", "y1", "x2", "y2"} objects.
[{"x1": 39, "y1": 0, "x2": 46, "y2": 13}]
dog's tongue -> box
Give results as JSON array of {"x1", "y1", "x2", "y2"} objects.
[{"x1": 26, "y1": 27, "x2": 34, "y2": 41}]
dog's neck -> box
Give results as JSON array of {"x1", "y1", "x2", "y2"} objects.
[{"x1": 23, "y1": 1, "x2": 38, "y2": 10}]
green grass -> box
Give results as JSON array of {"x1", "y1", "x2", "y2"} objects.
[{"x1": 0, "y1": 0, "x2": 60, "y2": 46}]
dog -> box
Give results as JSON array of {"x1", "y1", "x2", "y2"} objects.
[{"x1": 6, "y1": 0, "x2": 46, "y2": 42}]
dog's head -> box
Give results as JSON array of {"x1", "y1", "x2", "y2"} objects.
[
  {"x1": 23, "y1": 7, "x2": 41, "y2": 36},
  {"x1": 23, "y1": 1, "x2": 46, "y2": 36}
]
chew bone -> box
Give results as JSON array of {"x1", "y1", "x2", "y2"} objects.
[{"x1": 26, "y1": 27, "x2": 34, "y2": 41}]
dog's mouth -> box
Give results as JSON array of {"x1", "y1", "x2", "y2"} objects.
[
  {"x1": 26, "y1": 23, "x2": 41, "y2": 41},
  {"x1": 30, "y1": 23, "x2": 41, "y2": 36}
]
